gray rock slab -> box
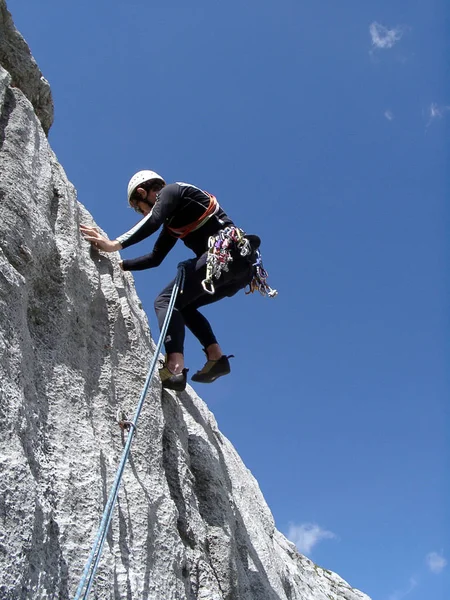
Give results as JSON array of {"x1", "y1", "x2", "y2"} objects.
[
  {"x1": 0, "y1": 4, "x2": 372, "y2": 599},
  {"x1": 0, "y1": 0, "x2": 53, "y2": 134}
]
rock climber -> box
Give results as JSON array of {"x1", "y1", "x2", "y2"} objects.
[{"x1": 80, "y1": 170, "x2": 276, "y2": 392}]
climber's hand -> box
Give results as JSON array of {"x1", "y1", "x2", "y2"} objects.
[{"x1": 80, "y1": 225, "x2": 122, "y2": 253}]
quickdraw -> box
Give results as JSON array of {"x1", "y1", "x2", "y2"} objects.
[
  {"x1": 201, "y1": 227, "x2": 252, "y2": 294},
  {"x1": 245, "y1": 249, "x2": 278, "y2": 298},
  {"x1": 116, "y1": 409, "x2": 134, "y2": 433}
]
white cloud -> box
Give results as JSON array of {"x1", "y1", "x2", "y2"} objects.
[
  {"x1": 426, "y1": 551, "x2": 447, "y2": 574},
  {"x1": 370, "y1": 22, "x2": 404, "y2": 49},
  {"x1": 426, "y1": 103, "x2": 450, "y2": 128},
  {"x1": 429, "y1": 103, "x2": 450, "y2": 120},
  {"x1": 386, "y1": 552, "x2": 446, "y2": 600},
  {"x1": 384, "y1": 110, "x2": 394, "y2": 121},
  {"x1": 287, "y1": 522, "x2": 336, "y2": 554},
  {"x1": 388, "y1": 577, "x2": 418, "y2": 600}
]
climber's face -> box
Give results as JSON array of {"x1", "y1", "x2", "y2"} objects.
[
  {"x1": 134, "y1": 187, "x2": 158, "y2": 215},
  {"x1": 135, "y1": 199, "x2": 152, "y2": 216}
]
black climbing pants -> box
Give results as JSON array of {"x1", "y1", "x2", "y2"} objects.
[{"x1": 154, "y1": 251, "x2": 255, "y2": 355}]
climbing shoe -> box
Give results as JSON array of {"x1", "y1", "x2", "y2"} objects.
[
  {"x1": 158, "y1": 361, "x2": 188, "y2": 392},
  {"x1": 191, "y1": 355, "x2": 234, "y2": 384}
]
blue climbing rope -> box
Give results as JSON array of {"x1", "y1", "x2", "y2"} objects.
[{"x1": 74, "y1": 266, "x2": 185, "y2": 600}]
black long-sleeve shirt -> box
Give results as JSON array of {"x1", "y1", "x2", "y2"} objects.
[{"x1": 118, "y1": 182, "x2": 235, "y2": 271}]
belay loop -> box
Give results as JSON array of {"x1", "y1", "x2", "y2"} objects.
[{"x1": 201, "y1": 227, "x2": 252, "y2": 294}]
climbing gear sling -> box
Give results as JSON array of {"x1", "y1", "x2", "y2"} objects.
[
  {"x1": 74, "y1": 265, "x2": 185, "y2": 600},
  {"x1": 201, "y1": 226, "x2": 252, "y2": 294},
  {"x1": 201, "y1": 226, "x2": 277, "y2": 298},
  {"x1": 245, "y1": 249, "x2": 278, "y2": 298}
]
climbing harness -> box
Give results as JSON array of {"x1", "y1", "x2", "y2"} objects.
[
  {"x1": 201, "y1": 226, "x2": 277, "y2": 298},
  {"x1": 167, "y1": 193, "x2": 219, "y2": 239},
  {"x1": 201, "y1": 226, "x2": 252, "y2": 294},
  {"x1": 74, "y1": 266, "x2": 185, "y2": 600},
  {"x1": 246, "y1": 249, "x2": 278, "y2": 298}
]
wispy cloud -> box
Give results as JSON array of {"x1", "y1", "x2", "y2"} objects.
[
  {"x1": 387, "y1": 551, "x2": 446, "y2": 600},
  {"x1": 426, "y1": 551, "x2": 447, "y2": 574},
  {"x1": 370, "y1": 22, "x2": 404, "y2": 50},
  {"x1": 425, "y1": 103, "x2": 450, "y2": 129},
  {"x1": 388, "y1": 577, "x2": 418, "y2": 600},
  {"x1": 428, "y1": 103, "x2": 450, "y2": 121},
  {"x1": 287, "y1": 522, "x2": 336, "y2": 554},
  {"x1": 384, "y1": 110, "x2": 394, "y2": 121}
]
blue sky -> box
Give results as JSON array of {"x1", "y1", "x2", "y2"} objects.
[{"x1": 7, "y1": 1, "x2": 448, "y2": 598}]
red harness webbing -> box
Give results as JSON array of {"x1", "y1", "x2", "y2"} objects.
[{"x1": 166, "y1": 193, "x2": 219, "y2": 239}]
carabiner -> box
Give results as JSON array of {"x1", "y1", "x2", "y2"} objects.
[{"x1": 201, "y1": 278, "x2": 215, "y2": 295}]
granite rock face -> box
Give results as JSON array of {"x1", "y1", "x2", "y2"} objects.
[
  {"x1": 0, "y1": 0, "x2": 53, "y2": 135},
  {"x1": 0, "y1": 4, "x2": 372, "y2": 599}
]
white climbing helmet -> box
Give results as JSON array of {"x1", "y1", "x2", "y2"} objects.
[{"x1": 127, "y1": 170, "x2": 166, "y2": 204}]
